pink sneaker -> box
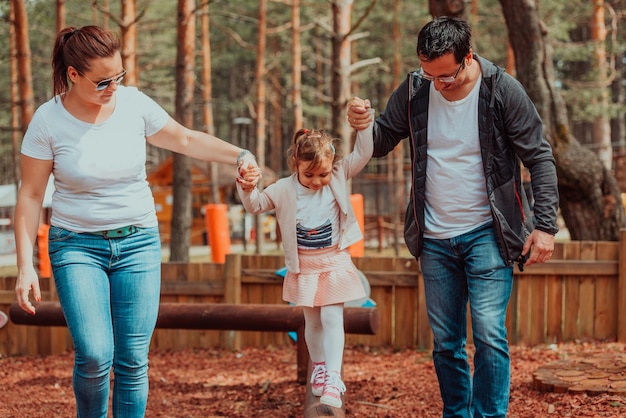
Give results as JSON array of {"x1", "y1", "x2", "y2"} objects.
[
  {"x1": 310, "y1": 362, "x2": 326, "y2": 396},
  {"x1": 320, "y1": 371, "x2": 346, "y2": 408}
]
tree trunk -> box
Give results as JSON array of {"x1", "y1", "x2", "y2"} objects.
[
  {"x1": 499, "y1": 0, "x2": 626, "y2": 240},
  {"x1": 292, "y1": 0, "x2": 303, "y2": 131},
  {"x1": 390, "y1": 0, "x2": 404, "y2": 256},
  {"x1": 120, "y1": 0, "x2": 138, "y2": 86},
  {"x1": 269, "y1": 36, "x2": 283, "y2": 177},
  {"x1": 200, "y1": 1, "x2": 219, "y2": 204},
  {"x1": 505, "y1": 40, "x2": 515, "y2": 77},
  {"x1": 56, "y1": 0, "x2": 65, "y2": 31},
  {"x1": 590, "y1": 0, "x2": 612, "y2": 170},
  {"x1": 611, "y1": 50, "x2": 624, "y2": 150},
  {"x1": 254, "y1": 0, "x2": 268, "y2": 253},
  {"x1": 429, "y1": 0, "x2": 465, "y2": 18},
  {"x1": 470, "y1": 0, "x2": 478, "y2": 20},
  {"x1": 610, "y1": 1, "x2": 624, "y2": 149},
  {"x1": 330, "y1": 0, "x2": 353, "y2": 156},
  {"x1": 314, "y1": 25, "x2": 325, "y2": 128},
  {"x1": 13, "y1": 0, "x2": 35, "y2": 133},
  {"x1": 92, "y1": 0, "x2": 110, "y2": 27},
  {"x1": 9, "y1": 1, "x2": 20, "y2": 195},
  {"x1": 170, "y1": 0, "x2": 195, "y2": 262},
  {"x1": 103, "y1": 0, "x2": 110, "y2": 28}
]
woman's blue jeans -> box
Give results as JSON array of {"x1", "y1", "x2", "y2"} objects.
[
  {"x1": 48, "y1": 226, "x2": 161, "y2": 418},
  {"x1": 420, "y1": 223, "x2": 513, "y2": 418}
]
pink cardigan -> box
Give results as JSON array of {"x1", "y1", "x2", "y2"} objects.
[{"x1": 237, "y1": 118, "x2": 373, "y2": 273}]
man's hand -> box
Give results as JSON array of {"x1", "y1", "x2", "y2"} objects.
[
  {"x1": 522, "y1": 230, "x2": 555, "y2": 267},
  {"x1": 347, "y1": 97, "x2": 372, "y2": 130}
]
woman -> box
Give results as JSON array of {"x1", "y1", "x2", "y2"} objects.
[{"x1": 14, "y1": 25, "x2": 257, "y2": 418}]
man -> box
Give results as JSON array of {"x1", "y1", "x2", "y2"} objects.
[{"x1": 347, "y1": 17, "x2": 558, "y2": 418}]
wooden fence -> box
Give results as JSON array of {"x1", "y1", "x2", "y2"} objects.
[{"x1": 2, "y1": 231, "x2": 626, "y2": 357}]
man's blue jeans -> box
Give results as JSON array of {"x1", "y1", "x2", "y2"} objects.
[
  {"x1": 420, "y1": 223, "x2": 513, "y2": 418},
  {"x1": 48, "y1": 226, "x2": 161, "y2": 418}
]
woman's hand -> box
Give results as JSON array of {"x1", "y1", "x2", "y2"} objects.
[{"x1": 15, "y1": 265, "x2": 41, "y2": 315}]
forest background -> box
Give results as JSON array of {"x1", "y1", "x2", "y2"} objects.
[{"x1": 2, "y1": 0, "x2": 626, "y2": 261}]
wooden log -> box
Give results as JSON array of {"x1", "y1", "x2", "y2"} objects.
[
  {"x1": 296, "y1": 325, "x2": 308, "y2": 384},
  {"x1": 9, "y1": 302, "x2": 379, "y2": 334},
  {"x1": 9, "y1": 302, "x2": 67, "y2": 326},
  {"x1": 9, "y1": 301, "x2": 379, "y2": 386},
  {"x1": 618, "y1": 229, "x2": 626, "y2": 342}
]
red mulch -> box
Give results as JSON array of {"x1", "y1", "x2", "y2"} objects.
[{"x1": 1, "y1": 341, "x2": 625, "y2": 417}]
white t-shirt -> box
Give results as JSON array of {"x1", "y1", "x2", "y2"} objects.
[
  {"x1": 424, "y1": 78, "x2": 492, "y2": 239},
  {"x1": 21, "y1": 85, "x2": 169, "y2": 232},
  {"x1": 294, "y1": 177, "x2": 340, "y2": 249}
]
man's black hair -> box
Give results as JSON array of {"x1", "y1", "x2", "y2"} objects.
[{"x1": 416, "y1": 16, "x2": 472, "y2": 63}]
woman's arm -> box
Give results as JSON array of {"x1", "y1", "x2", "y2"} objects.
[
  {"x1": 14, "y1": 156, "x2": 53, "y2": 314},
  {"x1": 147, "y1": 116, "x2": 258, "y2": 169}
]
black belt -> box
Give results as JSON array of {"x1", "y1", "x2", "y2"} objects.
[{"x1": 93, "y1": 225, "x2": 138, "y2": 239}]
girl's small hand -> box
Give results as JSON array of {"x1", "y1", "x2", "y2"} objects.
[
  {"x1": 239, "y1": 166, "x2": 261, "y2": 181},
  {"x1": 237, "y1": 167, "x2": 262, "y2": 192}
]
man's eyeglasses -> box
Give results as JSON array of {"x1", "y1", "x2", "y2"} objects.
[
  {"x1": 81, "y1": 70, "x2": 126, "y2": 91},
  {"x1": 419, "y1": 62, "x2": 465, "y2": 83}
]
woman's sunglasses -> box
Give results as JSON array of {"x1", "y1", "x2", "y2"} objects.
[{"x1": 81, "y1": 70, "x2": 126, "y2": 91}]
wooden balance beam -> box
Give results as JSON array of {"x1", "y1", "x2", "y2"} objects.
[
  {"x1": 9, "y1": 301, "x2": 379, "y2": 385},
  {"x1": 11, "y1": 301, "x2": 374, "y2": 416}
]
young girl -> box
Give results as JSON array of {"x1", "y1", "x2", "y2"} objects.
[{"x1": 236, "y1": 110, "x2": 373, "y2": 408}]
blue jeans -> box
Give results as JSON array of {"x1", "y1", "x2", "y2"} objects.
[
  {"x1": 48, "y1": 226, "x2": 161, "y2": 418},
  {"x1": 420, "y1": 223, "x2": 513, "y2": 418}
]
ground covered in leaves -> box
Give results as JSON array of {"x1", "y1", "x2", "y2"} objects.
[{"x1": 1, "y1": 341, "x2": 625, "y2": 417}]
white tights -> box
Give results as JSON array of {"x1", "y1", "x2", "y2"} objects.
[{"x1": 303, "y1": 304, "x2": 345, "y2": 374}]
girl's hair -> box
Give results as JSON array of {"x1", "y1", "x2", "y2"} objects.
[
  {"x1": 416, "y1": 16, "x2": 471, "y2": 63},
  {"x1": 52, "y1": 26, "x2": 121, "y2": 97},
  {"x1": 288, "y1": 129, "x2": 341, "y2": 172}
]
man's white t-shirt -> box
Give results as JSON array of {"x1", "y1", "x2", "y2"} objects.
[
  {"x1": 424, "y1": 78, "x2": 492, "y2": 239},
  {"x1": 21, "y1": 85, "x2": 169, "y2": 232}
]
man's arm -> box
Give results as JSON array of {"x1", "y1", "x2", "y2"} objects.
[
  {"x1": 498, "y1": 74, "x2": 559, "y2": 236},
  {"x1": 347, "y1": 76, "x2": 414, "y2": 158}
]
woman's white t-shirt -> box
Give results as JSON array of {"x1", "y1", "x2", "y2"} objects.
[{"x1": 21, "y1": 85, "x2": 169, "y2": 232}]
